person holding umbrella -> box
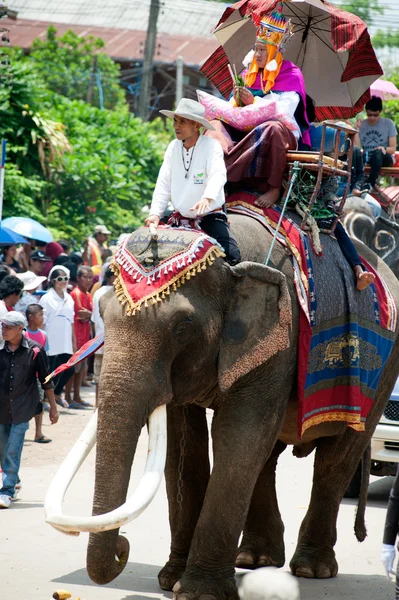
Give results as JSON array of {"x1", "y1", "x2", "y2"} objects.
[{"x1": 206, "y1": 2, "x2": 310, "y2": 209}]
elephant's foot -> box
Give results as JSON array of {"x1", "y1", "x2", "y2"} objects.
[
  {"x1": 236, "y1": 537, "x2": 285, "y2": 569},
  {"x1": 158, "y1": 558, "x2": 187, "y2": 591},
  {"x1": 290, "y1": 544, "x2": 338, "y2": 579},
  {"x1": 173, "y1": 573, "x2": 238, "y2": 600}
]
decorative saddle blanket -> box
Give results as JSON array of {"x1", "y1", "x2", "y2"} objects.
[
  {"x1": 227, "y1": 191, "x2": 397, "y2": 437},
  {"x1": 44, "y1": 228, "x2": 225, "y2": 383},
  {"x1": 112, "y1": 227, "x2": 225, "y2": 315}
]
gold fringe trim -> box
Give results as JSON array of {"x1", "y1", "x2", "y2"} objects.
[
  {"x1": 300, "y1": 411, "x2": 365, "y2": 437},
  {"x1": 111, "y1": 246, "x2": 225, "y2": 316}
]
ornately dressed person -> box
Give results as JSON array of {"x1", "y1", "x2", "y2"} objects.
[{"x1": 205, "y1": 2, "x2": 311, "y2": 208}]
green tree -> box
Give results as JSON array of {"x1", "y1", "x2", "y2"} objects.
[
  {"x1": 337, "y1": 0, "x2": 382, "y2": 24},
  {"x1": 44, "y1": 96, "x2": 169, "y2": 239},
  {"x1": 0, "y1": 51, "x2": 70, "y2": 219},
  {"x1": 29, "y1": 26, "x2": 125, "y2": 110}
]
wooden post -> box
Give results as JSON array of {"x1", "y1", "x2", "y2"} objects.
[{"x1": 137, "y1": 0, "x2": 161, "y2": 121}]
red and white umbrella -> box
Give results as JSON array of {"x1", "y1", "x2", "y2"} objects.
[
  {"x1": 201, "y1": 0, "x2": 383, "y2": 120},
  {"x1": 370, "y1": 79, "x2": 399, "y2": 101}
]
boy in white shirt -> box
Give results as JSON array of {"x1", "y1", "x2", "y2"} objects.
[{"x1": 145, "y1": 98, "x2": 241, "y2": 265}]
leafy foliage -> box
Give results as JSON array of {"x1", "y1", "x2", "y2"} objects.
[
  {"x1": 373, "y1": 30, "x2": 399, "y2": 49},
  {"x1": 29, "y1": 26, "x2": 125, "y2": 110},
  {"x1": 1, "y1": 29, "x2": 171, "y2": 242},
  {"x1": 44, "y1": 96, "x2": 169, "y2": 238},
  {"x1": 340, "y1": 0, "x2": 382, "y2": 24}
]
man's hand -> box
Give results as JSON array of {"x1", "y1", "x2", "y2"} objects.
[
  {"x1": 145, "y1": 215, "x2": 160, "y2": 228},
  {"x1": 376, "y1": 146, "x2": 387, "y2": 154},
  {"x1": 49, "y1": 405, "x2": 59, "y2": 424},
  {"x1": 78, "y1": 308, "x2": 92, "y2": 321},
  {"x1": 190, "y1": 198, "x2": 211, "y2": 216},
  {"x1": 233, "y1": 86, "x2": 254, "y2": 107}
]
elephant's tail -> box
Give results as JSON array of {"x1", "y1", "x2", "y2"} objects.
[{"x1": 354, "y1": 443, "x2": 371, "y2": 542}]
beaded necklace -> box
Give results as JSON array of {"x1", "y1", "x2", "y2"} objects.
[{"x1": 181, "y1": 141, "x2": 197, "y2": 179}]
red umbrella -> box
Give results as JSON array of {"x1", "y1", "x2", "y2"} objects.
[{"x1": 201, "y1": 0, "x2": 383, "y2": 121}]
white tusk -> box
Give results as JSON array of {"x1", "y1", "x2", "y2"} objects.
[
  {"x1": 45, "y1": 410, "x2": 98, "y2": 536},
  {"x1": 45, "y1": 405, "x2": 167, "y2": 535}
]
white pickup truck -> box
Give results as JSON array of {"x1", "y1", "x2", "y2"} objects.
[{"x1": 345, "y1": 377, "x2": 399, "y2": 497}]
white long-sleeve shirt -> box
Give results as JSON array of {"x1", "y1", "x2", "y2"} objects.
[{"x1": 150, "y1": 135, "x2": 227, "y2": 218}]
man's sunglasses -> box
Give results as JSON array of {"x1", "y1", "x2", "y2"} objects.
[
  {"x1": 53, "y1": 276, "x2": 69, "y2": 282},
  {"x1": 366, "y1": 111, "x2": 380, "y2": 117}
]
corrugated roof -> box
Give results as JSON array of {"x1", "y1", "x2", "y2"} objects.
[
  {"x1": 5, "y1": 0, "x2": 227, "y2": 38},
  {"x1": 1, "y1": 17, "x2": 219, "y2": 66}
]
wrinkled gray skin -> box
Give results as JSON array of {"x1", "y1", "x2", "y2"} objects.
[
  {"x1": 343, "y1": 197, "x2": 399, "y2": 278},
  {"x1": 87, "y1": 213, "x2": 399, "y2": 600}
]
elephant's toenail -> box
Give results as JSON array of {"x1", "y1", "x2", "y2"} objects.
[
  {"x1": 236, "y1": 551, "x2": 255, "y2": 566},
  {"x1": 175, "y1": 594, "x2": 194, "y2": 600}
]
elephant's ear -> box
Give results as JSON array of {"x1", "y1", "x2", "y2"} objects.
[
  {"x1": 99, "y1": 288, "x2": 115, "y2": 319},
  {"x1": 218, "y1": 261, "x2": 292, "y2": 392}
]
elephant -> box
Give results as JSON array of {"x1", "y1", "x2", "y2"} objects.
[
  {"x1": 45, "y1": 212, "x2": 399, "y2": 600},
  {"x1": 343, "y1": 195, "x2": 399, "y2": 278}
]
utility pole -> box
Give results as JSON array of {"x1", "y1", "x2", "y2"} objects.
[
  {"x1": 137, "y1": 0, "x2": 161, "y2": 121},
  {"x1": 175, "y1": 55, "x2": 183, "y2": 106}
]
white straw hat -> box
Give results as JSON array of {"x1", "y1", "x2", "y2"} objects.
[
  {"x1": 17, "y1": 270, "x2": 46, "y2": 291},
  {"x1": 160, "y1": 98, "x2": 216, "y2": 131}
]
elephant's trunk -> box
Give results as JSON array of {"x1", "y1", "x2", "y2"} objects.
[{"x1": 44, "y1": 405, "x2": 166, "y2": 536}]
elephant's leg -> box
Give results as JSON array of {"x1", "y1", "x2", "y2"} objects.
[
  {"x1": 290, "y1": 428, "x2": 371, "y2": 579},
  {"x1": 174, "y1": 392, "x2": 289, "y2": 600},
  {"x1": 236, "y1": 440, "x2": 287, "y2": 569},
  {"x1": 158, "y1": 404, "x2": 210, "y2": 591}
]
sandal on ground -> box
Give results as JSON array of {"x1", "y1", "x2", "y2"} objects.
[
  {"x1": 68, "y1": 403, "x2": 86, "y2": 410},
  {"x1": 55, "y1": 396, "x2": 69, "y2": 408},
  {"x1": 34, "y1": 435, "x2": 52, "y2": 443}
]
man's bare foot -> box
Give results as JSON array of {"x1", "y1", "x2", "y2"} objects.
[
  {"x1": 254, "y1": 187, "x2": 280, "y2": 209},
  {"x1": 356, "y1": 271, "x2": 376, "y2": 291}
]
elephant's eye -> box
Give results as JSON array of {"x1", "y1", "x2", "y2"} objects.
[{"x1": 173, "y1": 319, "x2": 195, "y2": 344}]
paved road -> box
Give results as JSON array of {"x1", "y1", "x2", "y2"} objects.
[{"x1": 0, "y1": 393, "x2": 396, "y2": 600}]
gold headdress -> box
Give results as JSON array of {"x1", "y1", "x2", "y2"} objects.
[{"x1": 245, "y1": 2, "x2": 293, "y2": 93}]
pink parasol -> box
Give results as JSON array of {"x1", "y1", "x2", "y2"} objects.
[{"x1": 370, "y1": 79, "x2": 399, "y2": 101}]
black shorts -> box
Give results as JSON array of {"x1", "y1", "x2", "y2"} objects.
[{"x1": 35, "y1": 401, "x2": 43, "y2": 416}]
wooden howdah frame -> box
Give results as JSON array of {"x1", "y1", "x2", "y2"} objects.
[{"x1": 283, "y1": 121, "x2": 358, "y2": 233}]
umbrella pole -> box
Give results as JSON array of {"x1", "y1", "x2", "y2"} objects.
[{"x1": 0, "y1": 139, "x2": 6, "y2": 223}]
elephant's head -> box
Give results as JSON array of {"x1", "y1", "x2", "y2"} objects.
[
  {"x1": 342, "y1": 197, "x2": 376, "y2": 246},
  {"x1": 45, "y1": 253, "x2": 292, "y2": 584}
]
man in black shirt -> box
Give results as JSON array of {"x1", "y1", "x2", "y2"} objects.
[{"x1": 0, "y1": 311, "x2": 59, "y2": 508}]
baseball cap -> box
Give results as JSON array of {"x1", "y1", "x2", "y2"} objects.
[
  {"x1": 1, "y1": 311, "x2": 27, "y2": 328},
  {"x1": 17, "y1": 270, "x2": 47, "y2": 291},
  {"x1": 94, "y1": 225, "x2": 111, "y2": 235},
  {"x1": 30, "y1": 250, "x2": 52, "y2": 262}
]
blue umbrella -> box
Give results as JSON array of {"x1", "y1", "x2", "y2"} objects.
[
  {"x1": 0, "y1": 226, "x2": 28, "y2": 246},
  {"x1": 2, "y1": 216, "x2": 53, "y2": 243}
]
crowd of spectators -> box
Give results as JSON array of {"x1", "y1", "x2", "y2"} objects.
[{"x1": 0, "y1": 223, "x2": 116, "y2": 422}]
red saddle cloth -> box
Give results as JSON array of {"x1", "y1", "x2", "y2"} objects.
[{"x1": 227, "y1": 191, "x2": 397, "y2": 437}]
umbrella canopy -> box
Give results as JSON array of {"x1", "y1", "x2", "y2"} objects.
[
  {"x1": 370, "y1": 79, "x2": 399, "y2": 101},
  {"x1": 0, "y1": 226, "x2": 29, "y2": 246},
  {"x1": 201, "y1": 0, "x2": 383, "y2": 120},
  {"x1": 2, "y1": 217, "x2": 54, "y2": 243}
]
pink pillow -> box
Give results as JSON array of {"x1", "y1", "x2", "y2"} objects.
[{"x1": 197, "y1": 89, "x2": 279, "y2": 132}]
